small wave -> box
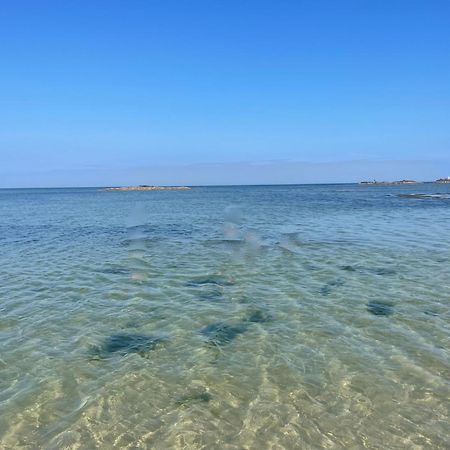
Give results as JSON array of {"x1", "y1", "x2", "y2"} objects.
[{"x1": 398, "y1": 193, "x2": 450, "y2": 199}]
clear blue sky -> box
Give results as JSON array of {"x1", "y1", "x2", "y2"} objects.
[{"x1": 1, "y1": 0, "x2": 449, "y2": 186}]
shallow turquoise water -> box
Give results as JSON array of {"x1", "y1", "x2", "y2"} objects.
[{"x1": 0, "y1": 184, "x2": 449, "y2": 449}]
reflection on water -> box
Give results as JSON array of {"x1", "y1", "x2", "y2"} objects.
[{"x1": 0, "y1": 184, "x2": 449, "y2": 449}]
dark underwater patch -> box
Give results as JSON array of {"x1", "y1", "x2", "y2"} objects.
[
  {"x1": 339, "y1": 265, "x2": 397, "y2": 276},
  {"x1": 102, "y1": 333, "x2": 163, "y2": 356},
  {"x1": 367, "y1": 301, "x2": 395, "y2": 316},
  {"x1": 121, "y1": 236, "x2": 161, "y2": 245},
  {"x1": 200, "y1": 322, "x2": 248, "y2": 346},
  {"x1": 398, "y1": 193, "x2": 450, "y2": 200},
  {"x1": 175, "y1": 391, "x2": 212, "y2": 406},
  {"x1": 320, "y1": 285, "x2": 332, "y2": 296},
  {"x1": 244, "y1": 309, "x2": 273, "y2": 323},
  {"x1": 186, "y1": 276, "x2": 234, "y2": 287},
  {"x1": 279, "y1": 233, "x2": 303, "y2": 253},
  {"x1": 123, "y1": 319, "x2": 140, "y2": 328},
  {"x1": 202, "y1": 239, "x2": 245, "y2": 249},
  {"x1": 320, "y1": 279, "x2": 345, "y2": 296},
  {"x1": 303, "y1": 262, "x2": 321, "y2": 271},
  {"x1": 99, "y1": 267, "x2": 130, "y2": 275},
  {"x1": 371, "y1": 267, "x2": 397, "y2": 276},
  {"x1": 127, "y1": 223, "x2": 194, "y2": 238},
  {"x1": 196, "y1": 287, "x2": 224, "y2": 302}
]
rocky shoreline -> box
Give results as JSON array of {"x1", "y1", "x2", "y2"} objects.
[{"x1": 102, "y1": 185, "x2": 191, "y2": 191}]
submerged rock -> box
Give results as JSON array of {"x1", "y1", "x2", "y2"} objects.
[
  {"x1": 367, "y1": 301, "x2": 395, "y2": 316},
  {"x1": 175, "y1": 391, "x2": 212, "y2": 406},
  {"x1": 102, "y1": 333, "x2": 163, "y2": 356},
  {"x1": 200, "y1": 322, "x2": 248, "y2": 346}
]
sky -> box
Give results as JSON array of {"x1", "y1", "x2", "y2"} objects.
[{"x1": 1, "y1": 0, "x2": 449, "y2": 187}]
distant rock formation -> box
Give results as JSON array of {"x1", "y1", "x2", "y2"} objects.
[
  {"x1": 102, "y1": 185, "x2": 191, "y2": 191},
  {"x1": 359, "y1": 179, "x2": 418, "y2": 185},
  {"x1": 435, "y1": 177, "x2": 450, "y2": 183}
]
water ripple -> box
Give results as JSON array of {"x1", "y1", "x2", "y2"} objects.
[{"x1": 0, "y1": 184, "x2": 449, "y2": 448}]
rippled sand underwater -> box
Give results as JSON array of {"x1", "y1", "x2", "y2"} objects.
[{"x1": 1, "y1": 184, "x2": 449, "y2": 449}]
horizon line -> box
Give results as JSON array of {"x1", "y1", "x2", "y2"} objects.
[{"x1": 0, "y1": 180, "x2": 444, "y2": 190}]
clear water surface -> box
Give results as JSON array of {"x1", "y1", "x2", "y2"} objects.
[{"x1": 0, "y1": 184, "x2": 449, "y2": 449}]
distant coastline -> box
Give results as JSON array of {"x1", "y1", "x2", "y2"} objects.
[
  {"x1": 3, "y1": 180, "x2": 450, "y2": 189},
  {"x1": 359, "y1": 179, "x2": 419, "y2": 185},
  {"x1": 102, "y1": 185, "x2": 191, "y2": 191},
  {"x1": 359, "y1": 177, "x2": 450, "y2": 185}
]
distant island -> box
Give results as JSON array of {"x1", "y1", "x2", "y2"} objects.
[
  {"x1": 360, "y1": 177, "x2": 450, "y2": 185},
  {"x1": 102, "y1": 185, "x2": 191, "y2": 191},
  {"x1": 359, "y1": 179, "x2": 419, "y2": 185}
]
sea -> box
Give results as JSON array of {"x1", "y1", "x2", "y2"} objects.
[{"x1": 0, "y1": 184, "x2": 449, "y2": 449}]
